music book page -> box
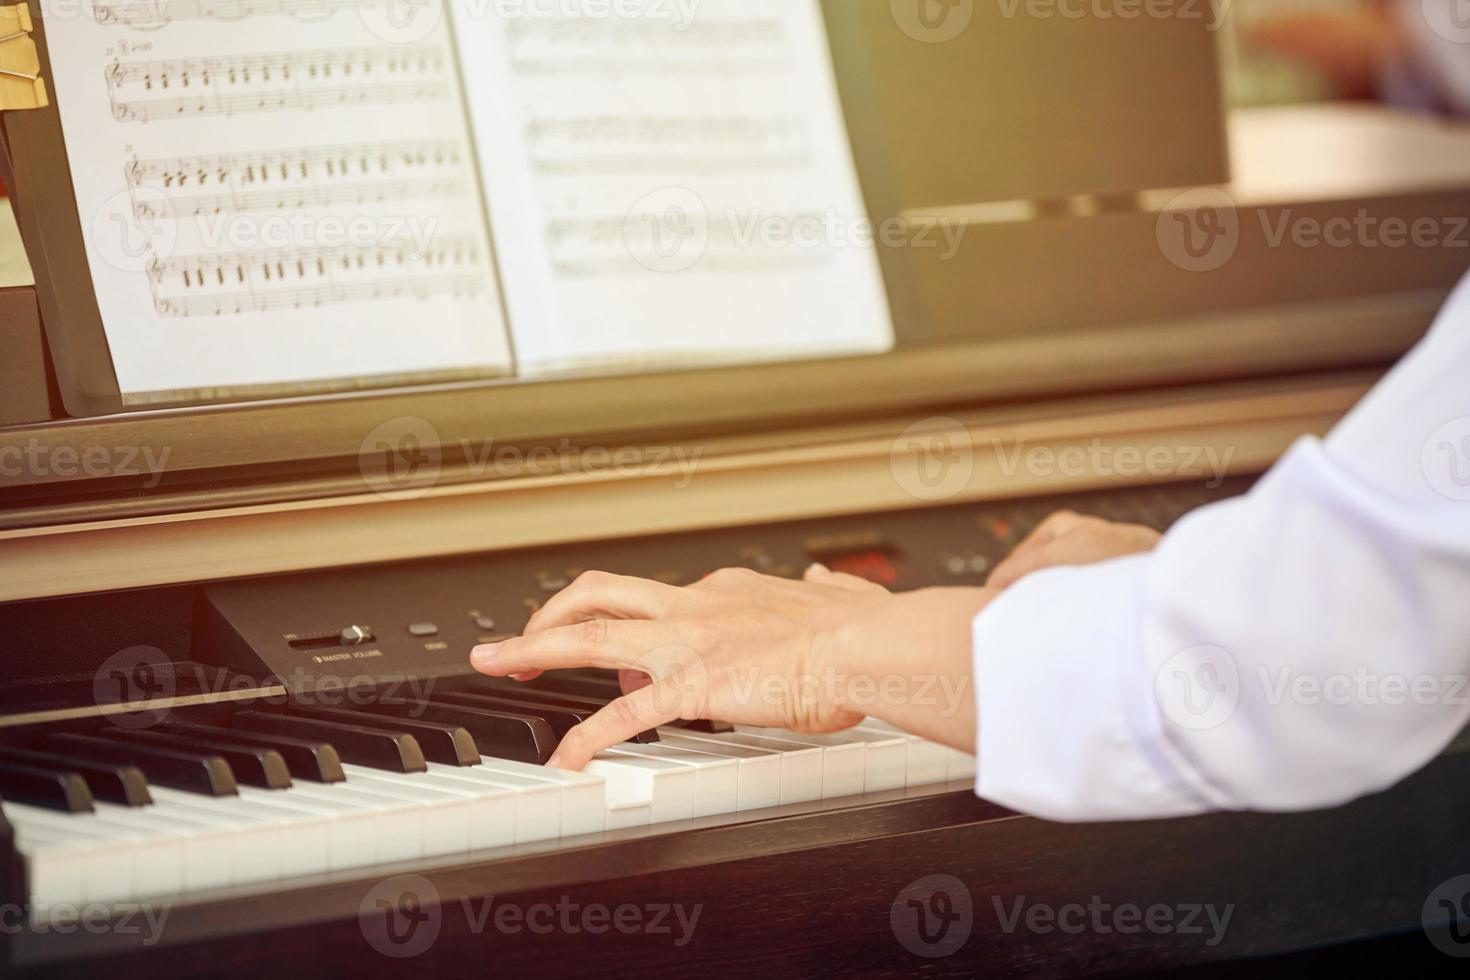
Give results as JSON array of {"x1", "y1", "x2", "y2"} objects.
[
  {"x1": 449, "y1": 0, "x2": 895, "y2": 375},
  {"x1": 44, "y1": 0, "x2": 514, "y2": 404}
]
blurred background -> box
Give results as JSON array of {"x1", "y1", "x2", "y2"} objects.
[{"x1": 1227, "y1": 0, "x2": 1468, "y2": 114}]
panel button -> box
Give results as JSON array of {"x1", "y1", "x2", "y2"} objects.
[
  {"x1": 472, "y1": 615, "x2": 496, "y2": 631},
  {"x1": 407, "y1": 623, "x2": 439, "y2": 638}
]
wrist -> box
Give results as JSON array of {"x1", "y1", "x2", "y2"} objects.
[{"x1": 827, "y1": 587, "x2": 994, "y2": 725}]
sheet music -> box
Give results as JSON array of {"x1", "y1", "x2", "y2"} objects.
[
  {"x1": 44, "y1": 1, "x2": 512, "y2": 402},
  {"x1": 449, "y1": 0, "x2": 894, "y2": 374}
]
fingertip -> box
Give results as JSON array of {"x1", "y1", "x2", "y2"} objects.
[
  {"x1": 803, "y1": 562, "x2": 830, "y2": 581},
  {"x1": 469, "y1": 641, "x2": 504, "y2": 672}
]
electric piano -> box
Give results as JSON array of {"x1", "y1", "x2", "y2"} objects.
[{"x1": 3, "y1": 0, "x2": 1470, "y2": 976}]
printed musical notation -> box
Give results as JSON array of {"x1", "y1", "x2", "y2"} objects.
[
  {"x1": 92, "y1": 0, "x2": 362, "y2": 29},
  {"x1": 546, "y1": 211, "x2": 831, "y2": 278},
  {"x1": 147, "y1": 241, "x2": 487, "y2": 317},
  {"x1": 125, "y1": 140, "x2": 471, "y2": 218},
  {"x1": 527, "y1": 115, "x2": 810, "y2": 176},
  {"x1": 507, "y1": 18, "x2": 792, "y2": 77},
  {"x1": 107, "y1": 47, "x2": 451, "y2": 122}
]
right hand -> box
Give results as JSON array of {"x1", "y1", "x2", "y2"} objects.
[{"x1": 986, "y1": 511, "x2": 1161, "y2": 590}]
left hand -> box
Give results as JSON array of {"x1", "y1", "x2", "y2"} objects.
[{"x1": 470, "y1": 565, "x2": 991, "y2": 770}]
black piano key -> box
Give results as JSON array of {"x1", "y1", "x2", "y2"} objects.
[
  {"x1": 0, "y1": 761, "x2": 95, "y2": 813},
  {"x1": 0, "y1": 746, "x2": 152, "y2": 807},
  {"x1": 467, "y1": 670, "x2": 622, "y2": 702},
  {"x1": 432, "y1": 690, "x2": 587, "y2": 739},
  {"x1": 231, "y1": 711, "x2": 426, "y2": 774},
  {"x1": 454, "y1": 686, "x2": 661, "y2": 744},
  {"x1": 667, "y1": 719, "x2": 737, "y2": 735},
  {"x1": 156, "y1": 722, "x2": 345, "y2": 783},
  {"x1": 344, "y1": 700, "x2": 556, "y2": 765},
  {"x1": 39, "y1": 733, "x2": 238, "y2": 797},
  {"x1": 284, "y1": 705, "x2": 480, "y2": 767},
  {"x1": 99, "y1": 728, "x2": 292, "y2": 790}
]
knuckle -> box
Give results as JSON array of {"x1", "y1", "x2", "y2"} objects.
[
  {"x1": 572, "y1": 569, "x2": 611, "y2": 590},
  {"x1": 607, "y1": 695, "x2": 647, "y2": 731},
  {"x1": 576, "y1": 617, "x2": 612, "y2": 648},
  {"x1": 707, "y1": 566, "x2": 756, "y2": 585}
]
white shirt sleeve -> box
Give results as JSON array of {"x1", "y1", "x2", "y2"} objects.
[{"x1": 971, "y1": 274, "x2": 1470, "y2": 822}]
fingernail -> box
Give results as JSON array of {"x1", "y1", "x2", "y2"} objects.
[
  {"x1": 546, "y1": 753, "x2": 563, "y2": 770},
  {"x1": 806, "y1": 562, "x2": 830, "y2": 575},
  {"x1": 470, "y1": 642, "x2": 502, "y2": 669}
]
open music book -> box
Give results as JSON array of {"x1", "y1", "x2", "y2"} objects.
[{"x1": 43, "y1": 0, "x2": 894, "y2": 405}]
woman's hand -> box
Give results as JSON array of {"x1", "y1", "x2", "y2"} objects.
[
  {"x1": 986, "y1": 510, "x2": 1161, "y2": 590},
  {"x1": 470, "y1": 565, "x2": 993, "y2": 770}
]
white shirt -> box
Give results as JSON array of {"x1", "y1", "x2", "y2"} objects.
[{"x1": 971, "y1": 273, "x2": 1470, "y2": 822}]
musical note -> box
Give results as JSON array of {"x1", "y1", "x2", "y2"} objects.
[
  {"x1": 506, "y1": 18, "x2": 792, "y2": 77},
  {"x1": 92, "y1": 0, "x2": 363, "y2": 30},
  {"x1": 148, "y1": 241, "x2": 487, "y2": 317},
  {"x1": 526, "y1": 115, "x2": 810, "y2": 176},
  {"x1": 107, "y1": 47, "x2": 450, "y2": 123}
]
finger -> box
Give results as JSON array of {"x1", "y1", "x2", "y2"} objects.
[
  {"x1": 985, "y1": 511, "x2": 1090, "y2": 589},
  {"x1": 471, "y1": 619, "x2": 679, "y2": 677},
  {"x1": 524, "y1": 570, "x2": 685, "y2": 634},
  {"x1": 986, "y1": 537, "x2": 1086, "y2": 590},
  {"x1": 547, "y1": 681, "x2": 684, "y2": 770},
  {"x1": 1015, "y1": 510, "x2": 1089, "y2": 553},
  {"x1": 802, "y1": 562, "x2": 887, "y2": 594}
]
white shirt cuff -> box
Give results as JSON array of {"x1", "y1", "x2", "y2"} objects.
[{"x1": 971, "y1": 554, "x2": 1216, "y2": 822}]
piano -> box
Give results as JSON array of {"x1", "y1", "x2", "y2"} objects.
[{"x1": 2, "y1": 1, "x2": 1470, "y2": 976}]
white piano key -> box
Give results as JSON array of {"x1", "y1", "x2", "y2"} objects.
[
  {"x1": 656, "y1": 732, "x2": 782, "y2": 812},
  {"x1": 2, "y1": 804, "x2": 147, "y2": 904},
  {"x1": 85, "y1": 802, "x2": 231, "y2": 895},
  {"x1": 9, "y1": 821, "x2": 91, "y2": 916},
  {"x1": 744, "y1": 725, "x2": 909, "y2": 794},
  {"x1": 475, "y1": 756, "x2": 609, "y2": 837},
  {"x1": 280, "y1": 781, "x2": 423, "y2": 871},
  {"x1": 669, "y1": 731, "x2": 823, "y2": 805},
  {"x1": 583, "y1": 753, "x2": 695, "y2": 824},
  {"x1": 732, "y1": 728, "x2": 867, "y2": 800},
  {"x1": 421, "y1": 763, "x2": 533, "y2": 848},
  {"x1": 605, "y1": 743, "x2": 738, "y2": 818},
  {"x1": 855, "y1": 722, "x2": 949, "y2": 787},
  {"x1": 942, "y1": 747, "x2": 977, "y2": 782},
  {"x1": 147, "y1": 787, "x2": 293, "y2": 887},
  {"x1": 420, "y1": 763, "x2": 560, "y2": 844},
  {"x1": 340, "y1": 766, "x2": 475, "y2": 857}
]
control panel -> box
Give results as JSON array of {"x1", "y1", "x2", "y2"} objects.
[{"x1": 198, "y1": 478, "x2": 1249, "y2": 691}]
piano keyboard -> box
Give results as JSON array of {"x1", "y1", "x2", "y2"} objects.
[{"x1": 0, "y1": 677, "x2": 974, "y2": 922}]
